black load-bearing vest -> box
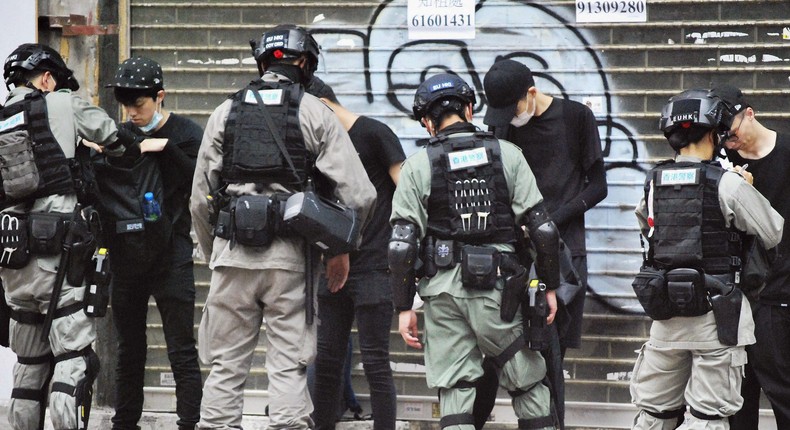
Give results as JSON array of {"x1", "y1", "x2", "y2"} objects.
[
  {"x1": 221, "y1": 79, "x2": 313, "y2": 188},
  {"x1": 647, "y1": 160, "x2": 742, "y2": 275},
  {"x1": 425, "y1": 131, "x2": 518, "y2": 245},
  {"x1": 0, "y1": 90, "x2": 90, "y2": 209}
]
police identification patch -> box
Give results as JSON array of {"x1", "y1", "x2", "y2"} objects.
[
  {"x1": 0, "y1": 112, "x2": 25, "y2": 133},
  {"x1": 243, "y1": 89, "x2": 284, "y2": 105},
  {"x1": 657, "y1": 168, "x2": 699, "y2": 186},
  {"x1": 447, "y1": 147, "x2": 489, "y2": 171}
]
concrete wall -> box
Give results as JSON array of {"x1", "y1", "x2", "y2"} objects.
[
  {"x1": 3, "y1": 0, "x2": 790, "y2": 406},
  {"x1": 126, "y1": 0, "x2": 790, "y2": 312}
]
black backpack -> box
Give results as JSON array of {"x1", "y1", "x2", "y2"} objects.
[{"x1": 92, "y1": 153, "x2": 172, "y2": 278}]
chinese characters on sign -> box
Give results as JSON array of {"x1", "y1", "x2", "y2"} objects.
[
  {"x1": 660, "y1": 169, "x2": 698, "y2": 186},
  {"x1": 408, "y1": 0, "x2": 475, "y2": 40}
]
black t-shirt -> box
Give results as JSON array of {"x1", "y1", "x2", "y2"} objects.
[
  {"x1": 346, "y1": 116, "x2": 405, "y2": 272},
  {"x1": 135, "y1": 114, "x2": 202, "y2": 264},
  {"x1": 726, "y1": 133, "x2": 790, "y2": 301},
  {"x1": 506, "y1": 97, "x2": 602, "y2": 256}
]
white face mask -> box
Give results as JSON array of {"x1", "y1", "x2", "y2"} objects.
[
  {"x1": 139, "y1": 110, "x2": 163, "y2": 135},
  {"x1": 510, "y1": 94, "x2": 536, "y2": 127}
]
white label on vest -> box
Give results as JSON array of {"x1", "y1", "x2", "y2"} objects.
[
  {"x1": 0, "y1": 112, "x2": 25, "y2": 133},
  {"x1": 243, "y1": 89, "x2": 284, "y2": 105},
  {"x1": 659, "y1": 168, "x2": 698, "y2": 185},
  {"x1": 447, "y1": 147, "x2": 489, "y2": 171}
]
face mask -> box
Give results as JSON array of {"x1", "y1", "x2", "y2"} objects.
[
  {"x1": 510, "y1": 94, "x2": 536, "y2": 127},
  {"x1": 139, "y1": 110, "x2": 163, "y2": 135}
]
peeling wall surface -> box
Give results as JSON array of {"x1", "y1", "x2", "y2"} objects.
[{"x1": 124, "y1": 0, "x2": 790, "y2": 313}]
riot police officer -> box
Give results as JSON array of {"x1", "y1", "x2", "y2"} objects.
[
  {"x1": 0, "y1": 43, "x2": 143, "y2": 430},
  {"x1": 390, "y1": 73, "x2": 560, "y2": 430},
  {"x1": 629, "y1": 89, "x2": 784, "y2": 429},
  {"x1": 189, "y1": 24, "x2": 375, "y2": 429}
]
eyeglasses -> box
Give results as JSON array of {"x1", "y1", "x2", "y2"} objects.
[{"x1": 723, "y1": 114, "x2": 745, "y2": 142}]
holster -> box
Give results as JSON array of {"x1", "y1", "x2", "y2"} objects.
[
  {"x1": 0, "y1": 288, "x2": 9, "y2": 347},
  {"x1": 66, "y1": 218, "x2": 97, "y2": 287},
  {"x1": 500, "y1": 264, "x2": 527, "y2": 322},
  {"x1": 84, "y1": 249, "x2": 111, "y2": 318},
  {"x1": 707, "y1": 275, "x2": 742, "y2": 346},
  {"x1": 524, "y1": 280, "x2": 549, "y2": 351}
]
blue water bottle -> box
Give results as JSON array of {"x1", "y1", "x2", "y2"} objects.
[{"x1": 143, "y1": 192, "x2": 161, "y2": 222}]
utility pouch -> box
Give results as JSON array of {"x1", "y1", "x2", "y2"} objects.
[
  {"x1": 0, "y1": 130, "x2": 40, "y2": 199},
  {"x1": 709, "y1": 284, "x2": 742, "y2": 346},
  {"x1": 421, "y1": 236, "x2": 437, "y2": 278},
  {"x1": 631, "y1": 266, "x2": 673, "y2": 320},
  {"x1": 666, "y1": 268, "x2": 710, "y2": 316},
  {"x1": 214, "y1": 209, "x2": 232, "y2": 240},
  {"x1": 28, "y1": 212, "x2": 66, "y2": 255},
  {"x1": 434, "y1": 239, "x2": 455, "y2": 269},
  {"x1": 206, "y1": 185, "x2": 230, "y2": 227},
  {"x1": 500, "y1": 264, "x2": 527, "y2": 322},
  {"x1": 66, "y1": 220, "x2": 97, "y2": 287},
  {"x1": 461, "y1": 245, "x2": 500, "y2": 290},
  {"x1": 525, "y1": 279, "x2": 549, "y2": 351},
  {"x1": 0, "y1": 213, "x2": 30, "y2": 269},
  {"x1": 233, "y1": 195, "x2": 274, "y2": 247}
]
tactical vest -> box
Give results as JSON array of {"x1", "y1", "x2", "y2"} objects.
[
  {"x1": 0, "y1": 90, "x2": 84, "y2": 209},
  {"x1": 647, "y1": 161, "x2": 741, "y2": 275},
  {"x1": 425, "y1": 132, "x2": 518, "y2": 245},
  {"x1": 221, "y1": 79, "x2": 313, "y2": 188}
]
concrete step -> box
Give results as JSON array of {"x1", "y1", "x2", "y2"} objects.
[{"x1": 0, "y1": 396, "x2": 778, "y2": 430}]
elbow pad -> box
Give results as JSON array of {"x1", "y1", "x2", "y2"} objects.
[
  {"x1": 388, "y1": 221, "x2": 419, "y2": 311},
  {"x1": 525, "y1": 203, "x2": 561, "y2": 291}
]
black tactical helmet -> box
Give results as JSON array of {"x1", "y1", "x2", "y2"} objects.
[
  {"x1": 3, "y1": 43, "x2": 79, "y2": 91},
  {"x1": 659, "y1": 89, "x2": 728, "y2": 151},
  {"x1": 659, "y1": 89, "x2": 726, "y2": 134},
  {"x1": 250, "y1": 24, "x2": 320, "y2": 79},
  {"x1": 412, "y1": 73, "x2": 476, "y2": 124}
]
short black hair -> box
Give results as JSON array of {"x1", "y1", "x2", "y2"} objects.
[
  {"x1": 666, "y1": 124, "x2": 712, "y2": 153},
  {"x1": 10, "y1": 69, "x2": 44, "y2": 87},
  {"x1": 426, "y1": 97, "x2": 468, "y2": 129},
  {"x1": 305, "y1": 76, "x2": 339, "y2": 104},
  {"x1": 113, "y1": 86, "x2": 159, "y2": 106}
]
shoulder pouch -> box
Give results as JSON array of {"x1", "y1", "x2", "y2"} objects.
[{"x1": 0, "y1": 130, "x2": 40, "y2": 199}]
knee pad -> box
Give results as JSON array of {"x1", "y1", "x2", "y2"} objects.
[
  {"x1": 644, "y1": 406, "x2": 686, "y2": 429},
  {"x1": 52, "y1": 346, "x2": 100, "y2": 429},
  {"x1": 689, "y1": 407, "x2": 724, "y2": 422},
  {"x1": 440, "y1": 413, "x2": 475, "y2": 429}
]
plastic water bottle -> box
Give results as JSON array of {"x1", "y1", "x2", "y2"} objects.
[{"x1": 142, "y1": 192, "x2": 161, "y2": 222}]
